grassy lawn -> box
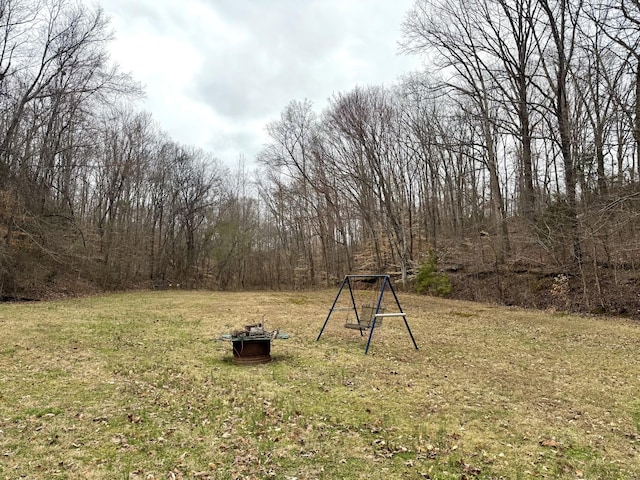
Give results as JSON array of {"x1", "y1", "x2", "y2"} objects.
[{"x1": 1, "y1": 290, "x2": 639, "y2": 479}]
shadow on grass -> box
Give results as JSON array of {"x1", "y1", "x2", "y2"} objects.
[{"x1": 218, "y1": 353, "x2": 298, "y2": 366}]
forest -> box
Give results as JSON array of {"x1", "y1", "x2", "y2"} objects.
[{"x1": 1, "y1": 0, "x2": 640, "y2": 318}]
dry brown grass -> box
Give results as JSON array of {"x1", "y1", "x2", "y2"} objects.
[{"x1": 1, "y1": 290, "x2": 639, "y2": 479}]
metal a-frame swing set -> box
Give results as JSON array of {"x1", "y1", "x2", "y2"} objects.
[{"x1": 316, "y1": 274, "x2": 419, "y2": 354}]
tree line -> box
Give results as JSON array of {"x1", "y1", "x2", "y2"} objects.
[
  {"x1": 257, "y1": 0, "x2": 640, "y2": 312},
  {"x1": 1, "y1": 0, "x2": 639, "y2": 314},
  {"x1": 0, "y1": 0, "x2": 248, "y2": 294}
]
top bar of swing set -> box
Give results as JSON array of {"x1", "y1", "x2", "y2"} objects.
[{"x1": 316, "y1": 274, "x2": 419, "y2": 354}]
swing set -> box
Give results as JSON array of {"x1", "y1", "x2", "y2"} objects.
[{"x1": 316, "y1": 274, "x2": 419, "y2": 354}]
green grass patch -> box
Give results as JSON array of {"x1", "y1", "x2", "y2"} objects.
[{"x1": 1, "y1": 291, "x2": 639, "y2": 478}]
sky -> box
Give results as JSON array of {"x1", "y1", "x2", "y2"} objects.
[{"x1": 99, "y1": 0, "x2": 422, "y2": 167}]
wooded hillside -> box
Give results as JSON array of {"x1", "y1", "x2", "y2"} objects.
[{"x1": 1, "y1": 0, "x2": 639, "y2": 318}]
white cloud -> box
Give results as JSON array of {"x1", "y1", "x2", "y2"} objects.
[{"x1": 99, "y1": 0, "x2": 420, "y2": 166}]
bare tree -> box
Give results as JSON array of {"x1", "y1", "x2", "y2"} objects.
[
  {"x1": 324, "y1": 86, "x2": 417, "y2": 281},
  {"x1": 594, "y1": 0, "x2": 640, "y2": 182},
  {"x1": 0, "y1": 0, "x2": 138, "y2": 295},
  {"x1": 533, "y1": 0, "x2": 584, "y2": 263},
  {"x1": 402, "y1": 0, "x2": 511, "y2": 262},
  {"x1": 171, "y1": 147, "x2": 225, "y2": 288},
  {"x1": 571, "y1": 16, "x2": 629, "y2": 196}
]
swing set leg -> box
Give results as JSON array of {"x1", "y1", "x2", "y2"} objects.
[
  {"x1": 317, "y1": 277, "x2": 348, "y2": 341},
  {"x1": 364, "y1": 319, "x2": 376, "y2": 354},
  {"x1": 387, "y1": 279, "x2": 419, "y2": 351}
]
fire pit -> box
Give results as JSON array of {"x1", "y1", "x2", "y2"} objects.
[{"x1": 219, "y1": 323, "x2": 288, "y2": 364}]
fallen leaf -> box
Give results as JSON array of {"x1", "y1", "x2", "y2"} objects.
[{"x1": 539, "y1": 438, "x2": 559, "y2": 448}]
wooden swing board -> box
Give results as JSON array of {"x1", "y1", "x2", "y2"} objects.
[
  {"x1": 344, "y1": 323, "x2": 369, "y2": 330},
  {"x1": 344, "y1": 319, "x2": 383, "y2": 329}
]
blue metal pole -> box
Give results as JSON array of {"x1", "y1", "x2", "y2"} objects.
[
  {"x1": 364, "y1": 276, "x2": 387, "y2": 354},
  {"x1": 387, "y1": 279, "x2": 419, "y2": 350}
]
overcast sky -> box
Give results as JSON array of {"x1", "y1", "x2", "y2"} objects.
[{"x1": 99, "y1": 0, "x2": 422, "y2": 167}]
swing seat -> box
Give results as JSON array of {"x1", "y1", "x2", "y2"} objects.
[
  {"x1": 344, "y1": 305, "x2": 384, "y2": 330},
  {"x1": 344, "y1": 321, "x2": 372, "y2": 330}
]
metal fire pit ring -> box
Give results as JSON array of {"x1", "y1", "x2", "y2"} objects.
[
  {"x1": 219, "y1": 323, "x2": 288, "y2": 365},
  {"x1": 231, "y1": 337, "x2": 272, "y2": 364}
]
